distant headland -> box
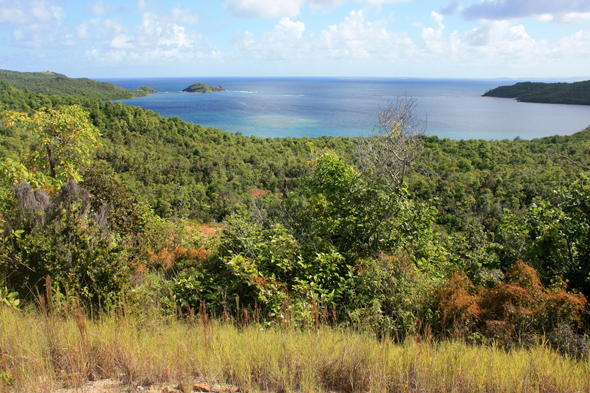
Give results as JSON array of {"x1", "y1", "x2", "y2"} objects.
[
  {"x1": 0, "y1": 69, "x2": 155, "y2": 100},
  {"x1": 182, "y1": 83, "x2": 227, "y2": 93},
  {"x1": 483, "y1": 80, "x2": 590, "y2": 106}
]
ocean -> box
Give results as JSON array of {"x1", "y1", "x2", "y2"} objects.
[{"x1": 97, "y1": 77, "x2": 590, "y2": 140}]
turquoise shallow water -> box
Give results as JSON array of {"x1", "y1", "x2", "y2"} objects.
[{"x1": 98, "y1": 77, "x2": 590, "y2": 140}]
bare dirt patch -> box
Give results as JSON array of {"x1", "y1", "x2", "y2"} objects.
[{"x1": 55, "y1": 378, "x2": 239, "y2": 393}]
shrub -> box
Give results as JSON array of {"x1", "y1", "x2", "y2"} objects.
[
  {"x1": 343, "y1": 252, "x2": 436, "y2": 340},
  {"x1": 434, "y1": 261, "x2": 587, "y2": 344},
  {"x1": 0, "y1": 181, "x2": 129, "y2": 305},
  {"x1": 547, "y1": 323, "x2": 589, "y2": 359},
  {"x1": 434, "y1": 271, "x2": 481, "y2": 335}
]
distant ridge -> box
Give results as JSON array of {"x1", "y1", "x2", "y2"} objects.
[
  {"x1": 483, "y1": 80, "x2": 590, "y2": 106},
  {"x1": 0, "y1": 69, "x2": 156, "y2": 100}
]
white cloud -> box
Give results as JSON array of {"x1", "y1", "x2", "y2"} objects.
[
  {"x1": 555, "y1": 29, "x2": 590, "y2": 56},
  {"x1": 420, "y1": 11, "x2": 447, "y2": 54},
  {"x1": 226, "y1": 0, "x2": 409, "y2": 18},
  {"x1": 308, "y1": 0, "x2": 345, "y2": 7},
  {"x1": 535, "y1": 14, "x2": 554, "y2": 22},
  {"x1": 0, "y1": 0, "x2": 65, "y2": 48},
  {"x1": 462, "y1": 0, "x2": 590, "y2": 22},
  {"x1": 557, "y1": 12, "x2": 590, "y2": 24},
  {"x1": 63, "y1": 34, "x2": 76, "y2": 46},
  {"x1": 465, "y1": 21, "x2": 537, "y2": 49},
  {"x1": 234, "y1": 17, "x2": 309, "y2": 60},
  {"x1": 235, "y1": 10, "x2": 414, "y2": 61},
  {"x1": 102, "y1": 12, "x2": 195, "y2": 51},
  {"x1": 225, "y1": 0, "x2": 305, "y2": 18},
  {"x1": 109, "y1": 34, "x2": 134, "y2": 50},
  {"x1": 322, "y1": 9, "x2": 414, "y2": 57},
  {"x1": 431, "y1": 11, "x2": 444, "y2": 26},
  {"x1": 89, "y1": 1, "x2": 106, "y2": 16},
  {"x1": 457, "y1": 20, "x2": 552, "y2": 72},
  {"x1": 76, "y1": 21, "x2": 93, "y2": 39},
  {"x1": 12, "y1": 23, "x2": 56, "y2": 48},
  {"x1": 440, "y1": 1, "x2": 462, "y2": 16},
  {"x1": 170, "y1": 8, "x2": 201, "y2": 25},
  {"x1": 465, "y1": 20, "x2": 510, "y2": 47},
  {"x1": 181, "y1": 8, "x2": 590, "y2": 76},
  {"x1": 31, "y1": 1, "x2": 65, "y2": 22},
  {"x1": 101, "y1": 18, "x2": 127, "y2": 35},
  {"x1": 86, "y1": 11, "x2": 220, "y2": 66},
  {"x1": 0, "y1": 0, "x2": 64, "y2": 24},
  {"x1": 277, "y1": 17, "x2": 306, "y2": 38},
  {"x1": 361, "y1": 0, "x2": 409, "y2": 5},
  {"x1": 400, "y1": 12, "x2": 578, "y2": 74},
  {"x1": 0, "y1": 7, "x2": 27, "y2": 24}
]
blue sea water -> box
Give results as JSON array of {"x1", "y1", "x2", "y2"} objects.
[{"x1": 97, "y1": 77, "x2": 590, "y2": 140}]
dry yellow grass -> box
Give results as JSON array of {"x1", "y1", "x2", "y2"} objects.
[{"x1": 1, "y1": 305, "x2": 589, "y2": 392}]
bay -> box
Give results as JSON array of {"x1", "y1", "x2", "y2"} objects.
[{"x1": 97, "y1": 77, "x2": 590, "y2": 140}]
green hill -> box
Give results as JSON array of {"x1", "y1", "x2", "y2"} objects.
[
  {"x1": 483, "y1": 80, "x2": 590, "y2": 105},
  {"x1": 0, "y1": 69, "x2": 155, "y2": 100}
]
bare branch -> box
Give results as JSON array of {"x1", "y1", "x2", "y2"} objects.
[
  {"x1": 551, "y1": 151, "x2": 590, "y2": 171},
  {"x1": 356, "y1": 95, "x2": 426, "y2": 190}
]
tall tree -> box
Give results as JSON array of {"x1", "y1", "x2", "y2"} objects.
[{"x1": 1, "y1": 105, "x2": 100, "y2": 190}]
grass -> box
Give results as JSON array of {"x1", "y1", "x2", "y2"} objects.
[{"x1": 1, "y1": 305, "x2": 589, "y2": 392}]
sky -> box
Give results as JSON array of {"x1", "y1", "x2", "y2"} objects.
[{"x1": 1, "y1": 0, "x2": 590, "y2": 79}]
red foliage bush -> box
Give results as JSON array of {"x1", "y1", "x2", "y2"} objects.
[
  {"x1": 147, "y1": 247, "x2": 209, "y2": 272},
  {"x1": 435, "y1": 261, "x2": 587, "y2": 342},
  {"x1": 436, "y1": 273, "x2": 481, "y2": 331}
]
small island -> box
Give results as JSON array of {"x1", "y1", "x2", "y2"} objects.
[
  {"x1": 136, "y1": 86, "x2": 157, "y2": 95},
  {"x1": 483, "y1": 80, "x2": 590, "y2": 105},
  {"x1": 182, "y1": 82, "x2": 227, "y2": 93}
]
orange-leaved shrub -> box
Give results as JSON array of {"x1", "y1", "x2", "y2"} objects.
[
  {"x1": 147, "y1": 247, "x2": 208, "y2": 275},
  {"x1": 435, "y1": 261, "x2": 587, "y2": 343}
]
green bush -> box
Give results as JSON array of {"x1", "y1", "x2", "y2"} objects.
[
  {"x1": 0, "y1": 181, "x2": 129, "y2": 305},
  {"x1": 343, "y1": 253, "x2": 437, "y2": 339}
]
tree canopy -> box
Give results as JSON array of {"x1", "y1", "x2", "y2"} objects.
[{"x1": 1, "y1": 105, "x2": 100, "y2": 190}]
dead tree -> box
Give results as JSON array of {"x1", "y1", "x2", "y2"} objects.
[{"x1": 356, "y1": 95, "x2": 426, "y2": 191}]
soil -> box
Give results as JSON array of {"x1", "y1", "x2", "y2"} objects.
[{"x1": 54, "y1": 378, "x2": 239, "y2": 393}]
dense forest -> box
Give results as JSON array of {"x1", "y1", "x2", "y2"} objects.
[
  {"x1": 483, "y1": 80, "x2": 590, "y2": 105},
  {"x1": 1, "y1": 74, "x2": 590, "y2": 366},
  {"x1": 0, "y1": 69, "x2": 156, "y2": 100}
]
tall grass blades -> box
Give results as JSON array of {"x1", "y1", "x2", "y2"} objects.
[{"x1": 1, "y1": 305, "x2": 589, "y2": 392}]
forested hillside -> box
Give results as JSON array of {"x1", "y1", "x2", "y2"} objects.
[
  {"x1": 1, "y1": 79, "x2": 590, "y2": 366},
  {"x1": 483, "y1": 80, "x2": 590, "y2": 105},
  {"x1": 0, "y1": 69, "x2": 156, "y2": 100}
]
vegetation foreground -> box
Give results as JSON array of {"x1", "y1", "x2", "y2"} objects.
[{"x1": 1, "y1": 305, "x2": 590, "y2": 393}]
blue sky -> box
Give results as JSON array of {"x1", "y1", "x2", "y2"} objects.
[{"x1": 1, "y1": 0, "x2": 590, "y2": 78}]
